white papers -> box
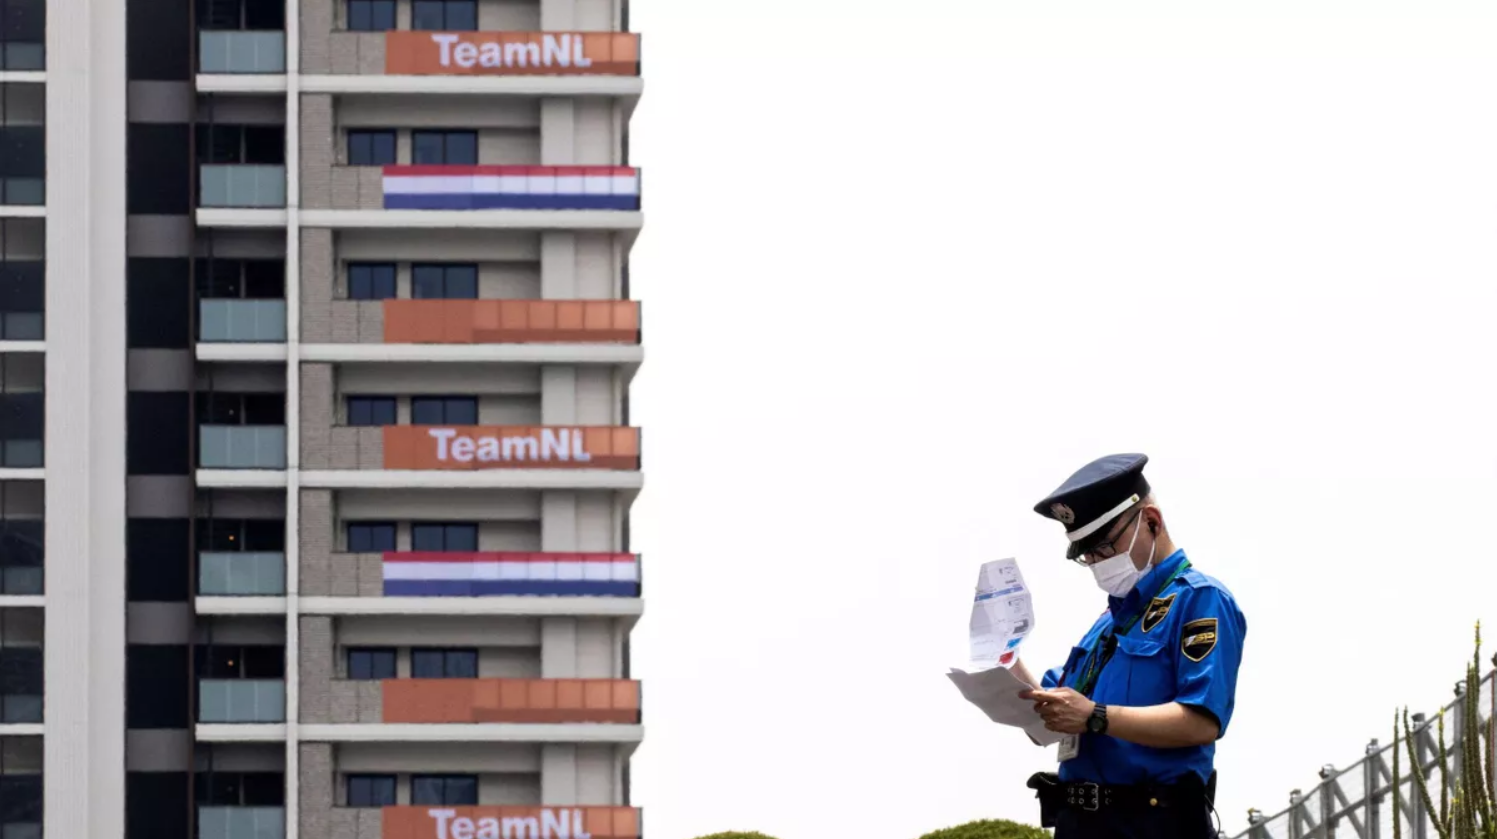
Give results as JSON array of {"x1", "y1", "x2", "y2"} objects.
[
  {"x1": 946, "y1": 665, "x2": 1067, "y2": 746},
  {"x1": 968, "y1": 557, "x2": 1035, "y2": 670},
  {"x1": 948, "y1": 557, "x2": 1061, "y2": 746}
]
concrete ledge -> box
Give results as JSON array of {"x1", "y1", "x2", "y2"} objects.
[
  {"x1": 196, "y1": 470, "x2": 289, "y2": 488},
  {"x1": 299, "y1": 723, "x2": 644, "y2": 745},
  {"x1": 195, "y1": 596, "x2": 287, "y2": 614},
  {"x1": 195, "y1": 723, "x2": 288, "y2": 742},
  {"x1": 194, "y1": 74, "x2": 288, "y2": 94},
  {"x1": 301, "y1": 595, "x2": 643, "y2": 620},
  {"x1": 299, "y1": 469, "x2": 642, "y2": 491},
  {"x1": 196, "y1": 209, "x2": 289, "y2": 228},
  {"x1": 196, "y1": 343, "x2": 288, "y2": 362}
]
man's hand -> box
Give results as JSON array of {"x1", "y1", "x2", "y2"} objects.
[{"x1": 1019, "y1": 687, "x2": 1096, "y2": 734}]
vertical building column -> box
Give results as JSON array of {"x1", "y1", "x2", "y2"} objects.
[{"x1": 44, "y1": 0, "x2": 128, "y2": 836}]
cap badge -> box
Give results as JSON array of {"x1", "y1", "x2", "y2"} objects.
[{"x1": 1050, "y1": 503, "x2": 1076, "y2": 525}]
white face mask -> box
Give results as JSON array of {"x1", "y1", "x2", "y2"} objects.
[{"x1": 1089, "y1": 513, "x2": 1157, "y2": 597}]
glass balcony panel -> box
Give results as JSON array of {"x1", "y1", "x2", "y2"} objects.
[
  {"x1": 200, "y1": 165, "x2": 286, "y2": 209},
  {"x1": 199, "y1": 300, "x2": 287, "y2": 343},
  {"x1": 199, "y1": 551, "x2": 285, "y2": 596},
  {"x1": 1, "y1": 824, "x2": 41, "y2": 839},
  {"x1": 199, "y1": 426, "x2": 287, "y2": 470},
  {"x1": 198, "y1": 679, "x2": 285, "y2": 723},
  {"x1": 198, "y1": 807, "x2": 285, "y2": 839},
  {"x1": 198, "y1": 32, "x2": 286, "y2": 74}
]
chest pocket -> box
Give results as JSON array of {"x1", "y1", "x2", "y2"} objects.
[
  {"x1": 1107, "y1": 634, "x2": 1174, "y2": 706},
  {"x1": 1059, "y1": 645, "x2": 1089, "y2": 688}
]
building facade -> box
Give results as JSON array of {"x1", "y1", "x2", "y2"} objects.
[{"x1": 22, "y1": 0, "x2": 645, "y2": 835}]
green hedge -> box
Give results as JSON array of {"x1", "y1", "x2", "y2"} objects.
[
  {"x1": 916, "y1": 818, "x2": 1051, "y2": 839},
  {"x1": 690, "y1": 833, "x2": 780, "y2": 839}
]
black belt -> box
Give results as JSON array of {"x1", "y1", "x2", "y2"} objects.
[{"x1": 1027, "y1": 772, "x2": 1214, "y2": 822}]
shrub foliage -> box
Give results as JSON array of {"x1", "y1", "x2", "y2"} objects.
[
  {"x1": 690, "y1": 833, "x2": 780, "y2": 839},
  {"x1": 916, "y1": 818, "x2": 1051, "y2": 839}
]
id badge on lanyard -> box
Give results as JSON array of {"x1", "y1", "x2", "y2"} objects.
[{"x1": 1057, "y1": 735, "x2": 1080, "y2": 762}]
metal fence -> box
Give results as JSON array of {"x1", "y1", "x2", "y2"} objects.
[{"x1": 1223, "y1": 655, "x2": 1496, "y2": 839}]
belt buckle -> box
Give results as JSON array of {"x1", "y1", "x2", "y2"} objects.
[{"x1": 1071, "y1": 782, "x2": 1101, "y2": 812}]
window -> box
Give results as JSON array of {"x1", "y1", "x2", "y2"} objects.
[
  {"x1": 0, "y1": 85, "x2": 44, "y2": 207},
  {"x1": 196, "y1": 392, "x2": 285, "y2": 425},
  {"x1": 411, "y1": 263, "x2": 477, "y2": 300},
  {"x1": 128, "y1": 257, "x2": 191, "y2": 350},
  {"x1": 411, "y1": 131, "x2": 477, "y2": 166},
  {"x1": 410, "y1": 648, "x2": 477, "y2": 679},
  {"x1": 0, "y1": 518, "x2": 41, "y2": 595},
  {"x1": 411, "y1": 0, "x2": 475, "y2": 31},
  {"x1": 126, "y1": 644, "x2": 190, "y2": 729},
  {"x1": 411, "y1": 523, "x2": 477, "y2": 553},
  {"x1": 0, "y1": 646, "x2": 40, "y2": 723},
  {"x1": 195, "y1": 258, "x2": 285, "y2": 299},
  {"x1": 195, "y1": 644, "x2": 285, "y2": 679},
  {"x1": 195, "y1": 124, "x2": 285, "y2": 166},
  {"x1": 129, "y1": 124, "x2": 191, "y2": 215},
  {"x1": 347, "y1": 263, "x2": 396, "y2": 301},
  {"x1": 411, "y1": 775, "x2": 478, "y2": 806},
  {"x1": 345, "y1": 0, "x2": 394, "y2": 31},
  {"x1": 0, "y1": 392, "x2": 41, "y2": 468},
  {"x1": 346, "y1": 396, "x2": 397, "y2": 427},
  {"x1": 410, "y1": 396, "x2": 477, "y2": 426},
  {"x1": 128, "y1": 392, "x2": 190, "y2": 476},
  {"x1": 0, "y1": 0, "x2": 44, "y2": 71},
  {"x1": 346, "y1": 647, "x2": 396, "y2": 680},
  {"x1": 346, "y1": 774, "x2": 396, "y2": 808},
  {"x1": 346, "y1": 522, "x2": 396, "y2": 553},
  {"x1": 0, "y1": 774, "x2": 41, "y2": 834},
  {"x1": 0, "y1": 257, "x2": 41, "y2": 341},
  {"x1": 347, "y1": 130, "x2": 396, "y2": 166},
  {"x1": 127, "y1": 518, "x2": 189, "y2": 603},
  {"x1": 195, "y1": 772, "x2": 285, "y2": 807},
  {"x1": 197, "y1": 518, "x2": 285, "y2": 552},
  {"x1": 195, "y1": 0, "x2": 285, "y2": 30}
]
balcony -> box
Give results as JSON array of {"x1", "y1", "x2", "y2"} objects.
[
  {"x1": 382, "y1": 807, "x2": 640, "y2": 839},
  {"x1": 381, "y1": 300, "x2": 639, "y2": 345},
  {"x1": 199, "y1": 299, "x2": 287, "y2": 343},
  {"x1": 200, "y1": 165, "x2": 287, "y2": 209},
  {"x1": 198, "y1": 551, "x2": 285, "y2": 596},
  {"x1": 198, "y1": 806, "x2": 284, "y2": 839},
  {"x1": 199, "y1": 31, "x2": 286, "y2": 74},
  {"x1": 377, "y1": 678, "x2": 640, "y2": 724},
  {"x1": 198, "y1": 679, "x2": 285, "y2": 723},
  {"x1": 381, "y1": 165, "x2": 640, "y2": 211},
  {"x1": 199, "y1": 425, "x2": 287, "y2": 470},
  {"x1": 381, "y1": 426, "x2": 639, "y2": 471},
  {"x1": 380, "y1": 551, "x2": 640, "y2": 598}
]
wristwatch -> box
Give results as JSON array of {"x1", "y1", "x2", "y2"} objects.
[{"x1": 1086, "y1": 704, "x2": 1109, "y2": 735}]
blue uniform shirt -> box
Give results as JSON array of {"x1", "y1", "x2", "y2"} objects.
[{"x1": 1040, "y1": 549, "x2": 1246, "y2": 784}]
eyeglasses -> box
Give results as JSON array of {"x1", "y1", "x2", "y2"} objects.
[{"x1": 1073, "y1": 509, "x2": 1143, "y2": 565}]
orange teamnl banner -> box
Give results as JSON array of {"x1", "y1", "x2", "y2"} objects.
[
  {"x1": 381, "y1": 806, "x2": 641, "y2": 839},
  {"x1": 382, "y1": 426, "x2": 640, "y2": 470},
  {"x1": 384, "y1": 31, "x2": 641, "y2": 76}
]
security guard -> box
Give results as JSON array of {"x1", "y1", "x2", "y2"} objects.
[{"x1": 1012, "y1": 454, "x2": 1246, "y2": 839}]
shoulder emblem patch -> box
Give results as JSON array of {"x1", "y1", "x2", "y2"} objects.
[
  {"x1": 1181, "y1": 618, "x2": 1218, "y2": 662},
  {"x1": 1141, "y1": 593, "x2": 1176, "y2": 634}
]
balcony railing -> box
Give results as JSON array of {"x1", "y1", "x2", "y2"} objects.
[
  {"x1": 382, "y1": 678, "x2": 640, "y2": 724},
  {"x1": 382, "y1": 300, "x2": 640, "y2": 345},
  {"x1": 198, "y1": 31, "x2": 286, "y2": 74},
  {"x1": 198, "y1": 806, "x2": 285, "y2": 839},
  {"x1": 199, "y1": 551, "x2": 285, "y2": 596},
  {"x1": 199, "y1": 299, "x2": 287, "y2": 343},
  {"x1": 198, "y1": 679, "x2": 285, "y2": 723},
  {"x1": 199, "y1": 425, "x2": 287, "y2": 470},
  {"x1": 200, "y1": 165, "x2": 287, "y2": 209}
]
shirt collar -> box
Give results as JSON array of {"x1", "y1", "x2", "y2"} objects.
[{"x1": 1108, "y1": 548, "x2": 1188, "y2": 620}]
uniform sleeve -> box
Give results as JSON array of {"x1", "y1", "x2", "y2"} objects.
[
  {"x1": 1041, "y1": 665, "x2": 1062, "y2": 689},
  {"x1": 1173, "y1": 585, "x2": 1246, "y2": 738}
]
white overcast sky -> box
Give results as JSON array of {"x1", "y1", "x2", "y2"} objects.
[{"x1": 624, "y1": 3, "x2": 1497, "y2": 837}]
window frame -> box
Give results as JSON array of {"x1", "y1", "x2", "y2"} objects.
[
  {"x1": 410, "y1": 647, "x2": 478, "y2": 679},
  {"x1": 410, "y1": 773, "x2": 479, "y2": 806},
  {"x1": 409, "y1": 396, "x2": 478, "y2": 426},
  {"x1": 411, "y1": 0, "x2": 476, "y2": 31},
  {"x1": 411, "y1": 522, "x2": 478, "y2": 553},
  {"x1": 347, "y1": 262, "x2": 397, "y2": 301},
  {"x1": 346, "y1": 129, "x2": 397, "y2": 166},
  {"x1": 410, "y1": 130, "x2": 478, "y2": 166},
  {"x1": 345, "y1": 396, "x2": 398, "y2": 427},
  {"x1": 346, "y1": 774, "x2": 397, "y2": 808},
  {"x1": 344, "y1": 0, "x2": 395, "y2": 32},
  {"x1": 346, "y1": 521, "x2": 397, "y2": 553},
  {"x1": 346, "y1": 647, "x2": 397, "y2": 681},
  {"x1": 410, "y1": 262, "x2": 478, "y2": 300}
]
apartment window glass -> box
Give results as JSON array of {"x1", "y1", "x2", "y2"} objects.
[
  {"x1": 346, "y1": 775, "x2": 396, "y2": 808},
  {"x1": 345, "y1": 0, "x2": 394, "y2": 31},
  {"x1": 411, "y1": 131, "x2": 477, "y2": 166},
  {"x1": 410, "y1": 648, "x2": 477, "y2": 679},
  {"x1": 0, "y1": 517, "x2": 40, "y2": 595},
  {"x1": 196, "y1": 644, "x2": 285, "y2": 679},
  {"x1": 346, "y1": 647, "x2": 396, "y2": 680},
  {"x1": 411, "y1": 523, "x2": 477, "y2": 553},
  {"x1": 0, "y1": 646, "x2": 40, "y2": 723},
  {"x1": 195, "y1": 124, "x2": 285, "y2": 166},
  {"x1": 195, "y1": 258, "x2": 285, "y2": 299},
  {"x1": 346, "y1": 522, "x2": 396, "y2": 553},
  {"x1": 0, "y1": 0, "x2": 43, "y2": 72},
  {"x1": 346, "y1": 130, "x2": 396, "y2": 166},
  {"x1": 410, "y1": 396, "x2": 477, "y2": 426},
  {"x1": 412, "y1": 0, "x2": 475, "y2": 31},
  {"x1": 411, "y1": 775, "x2": 478, "y2": 806},
  {"x1": 196, "y1": 392, "x2": 285, "y2": 425},
  {"x1": 0, "y1": 774, "x2": 41, "y2": 836},
  {"x1": 0, "y1": 84, "x2": 43, "y2": 206},
  {"x1": 0, "y1": 220, "x2": 43, "y2": 339},
  {"x1": 411, "y1": 263, "x2": 477, "y2": 300},
  {"x1": 347, "y1": 262, "x2": 396, "y2": 300},
  {"x1": 195, "y1": 772, "x2": 285, "y2": 807},
  {"x1": 195, "y1": 0, "x2": 285, "y2": 30},
  {"x1": 197, "y1": 518, "x2": 285, "y2": 552},
  {"x1": 346, "y1": 396, "x2": 397, "y2": 427}
]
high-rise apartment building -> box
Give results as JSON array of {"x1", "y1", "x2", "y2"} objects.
[{"x1": 18, "y1": 0, "x2": 644, "y2": 835}]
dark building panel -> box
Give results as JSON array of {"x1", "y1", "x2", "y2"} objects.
[
  {"x1": 127, "y1": 258, "x2": 191, "y2": 349},
  {"x1": 127, "y1": 391, "x2": 190, "y2": 475},
  {"x1": 126, "y1": 771, "x2": 189, "y2": 839},
  {"x1": 127, "y1": 124, "x2": 191, "y2": 215},
  {"x1": 125, "y1": 644, "x2": 190, "y2": 729},
  {"x1": 127, "y1": 518, "x2": 190, "y2": 602},
  {"x1": 127, "y1": 0, "x2": 190, "y2": 81}
]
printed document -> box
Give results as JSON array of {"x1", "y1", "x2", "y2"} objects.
[{"x1": 946, "y1": 558, "x2": 1065, "y2": 746}]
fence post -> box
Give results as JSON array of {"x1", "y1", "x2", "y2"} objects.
[
  {"x1": 1366, "y1": 739, "x2": 1382, "y2": 839},
  {"x1": 1289, "y1": 789, "x2": 1303, "y2": 839},
  {"x1": 1319, "y1": 765, "x2": 1337, "y2": 839},
  {"x1": 1451, "y1": 681, "x2": 1465, "y2": 807},
  {"x1": 1248, "y1": 808, "x2": 1265, "y2": 839},
  {"x1": 1409, "y1": 713, "x2": 1427, "y2": 839}
]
